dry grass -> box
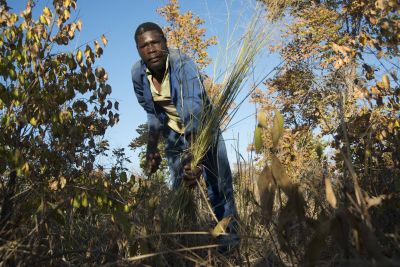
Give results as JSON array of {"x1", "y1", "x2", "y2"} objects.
[{"x1": 187, "y1": 10, "x2": 268, "y2": 169}]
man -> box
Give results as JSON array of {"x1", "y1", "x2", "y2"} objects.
[{"x1": 131, "y1": 22, "x2": 238, "y2": 245}]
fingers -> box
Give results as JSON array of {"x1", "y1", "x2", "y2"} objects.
[
  {"x1": 146, "y1": 151, "x2": 161, "y2": 174},
  {"x1": 147, "y1": 151, "x2": 161, "y2": 161},
  {"x1": 183, "y1": 163, "x2": 191, "y2": 173},
  {"x1": 184, "y1": 178, "x2": 197, "y2": 188},
  {"x1": 183, "y1": 165, "x2": 202, "y2": 187}
]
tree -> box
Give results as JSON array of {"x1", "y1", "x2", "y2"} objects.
[
  {"x1": 157, "y1": 0, "x2": 217, "y2": 70},
  {"x1": 158, "y1": 0, "x2": 223, "y2": 103},
  {"x1": 0, "y1": 0, "x2": 117, "y2": 237},
  {"x1": 257, "y1": 0, "x2": 400, "y2": 189},
  {"x1": 252, "y1": 0, "x2": 400, "y2": 264}
]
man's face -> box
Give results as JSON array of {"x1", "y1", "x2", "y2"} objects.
[{"x1": 136, "y1": 30, "x2": 168, "y2": 74}]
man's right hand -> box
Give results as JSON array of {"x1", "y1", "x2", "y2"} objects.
[{"x1": 146, "y1": 150, "x2": 161, "y2": 174}]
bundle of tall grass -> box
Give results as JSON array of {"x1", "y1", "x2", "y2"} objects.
[
  {"x1": 167, "y1": 12, "x2": 269, "y2": 229},
  {"x1": 189, "y1": 13, "x2": 267, "y2": 170}
]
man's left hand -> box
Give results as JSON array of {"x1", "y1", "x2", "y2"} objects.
[{"x1": 183, "y1": 164, "x2": 202, "y2": 187}]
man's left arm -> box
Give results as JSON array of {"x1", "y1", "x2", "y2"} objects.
[
  {"x1": 177, "y1": 56, "x2": 210, "y2": 185},
  {"x1": 177, "y1": 57, "x2": 208, "y2": 139}
]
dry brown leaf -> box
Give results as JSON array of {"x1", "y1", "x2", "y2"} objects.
[
  {"x1": 305, "y1": 218, "x2": 332, "y2": 267},
  {"x1": 382, "y1": 74, "x2": 390, "y2": 90},
  {"x1": 353, "y1": 218, "x2": 393, "y2": 263},
  {"x1": 94, "y1": 40, "x2": 103, "y2": 57},
  {"x1": 60, "y1": 176, "x2": 66, "y2": 189},
  {"x1": 371, "y1": 86, "x2": 380, "y2": 95},
  {"x1": 257, "y1": 165, "x2": 276, "y2": 224},
  {"x1": 376, "y1": 0, "x2": 385, "y2": 10},
  {"x1": 76, "y1": 19, "x2": 82, "y2": 31},
  {"x1": 139, "y1": 227, "x2": 150, "y2": 255},
  {"x1": 271, "y1": 154, "x2": 291, "y2": 188},
  {"x1": 365, "y1": 194, "x2": 392, "y2": 208},
  {"x1": 276, "y1": 202, "x2": 296, "y2": 254},
  {"x1": 325, "y1": 178, "x2": 337, "y2": 209},
  {"x1": 49, "y1": 178, "x2": 58, "y2": 191},
  {"x1": 359, "y1": 35, "x2": 366, "y2": 46},
  {"x1": 101, "y1": 34, "x2": 108, "y2": 46}
]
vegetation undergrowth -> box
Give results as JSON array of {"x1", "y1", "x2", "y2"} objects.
[{"x1": 1, "y1": 0, "x2": 399, "y2": 266}]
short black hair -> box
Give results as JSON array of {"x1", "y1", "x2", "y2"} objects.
[{"x1": 134, "y1": 22, "x2": 166, "y2": 43}]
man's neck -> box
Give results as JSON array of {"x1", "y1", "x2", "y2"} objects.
[{"x1": 149, "y1": 62, "x2": 167, "y2": 83}]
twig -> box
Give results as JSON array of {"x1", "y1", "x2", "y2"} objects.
[{"x1": 125, "y1": 244, "x2": 221, "y2": 262}]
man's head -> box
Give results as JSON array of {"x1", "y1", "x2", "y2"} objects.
[{"x1": 135, "y1": 22, "x2": 168, "y2": 74}]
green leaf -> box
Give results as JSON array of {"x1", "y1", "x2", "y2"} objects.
[
  {"x1": 120, "y1": 171, "x2": 127, "y2": 183},
  {"x1": 76, "y1": 49, "x2": 82, "y2": 64},
  {"x1": 210, "y1": 216, "x2": 232, "y2": 237},
  {"x1": 63, "y1": 9, "x2": 70, "y2": 20},
  {"x1": 123, "y1": 204, "x2": 129, "y2": 213},
  {"x1": 95, "y1": 66, "x2": 105, "y2": 78},
  {"x1": 29, "y1": 117, "x2": 37, "y2": 126},
  {"x1": 96, "y1": 195, "x2": 103, "y2": 206},
  {"x1": 81, "y1": 193, "x2": 88, "y2": 207},
  {"x1": 272, "y1": 110, "x2": 284, "y2": 148},
  {"x1": 43, "y1": 7, "x2": 52, "y2": 18},
  {"x1": 9, "y1": 68, "x2": 17, "y2": 80},
  {"x1": 72, "y1": 196, "x2": 80, "y2": 209},
  {"x1": 39, "y1": 15, "x2": 47, "y2": 24},
  {"x1": 257, "y1": 111, "x2": 268, "y2": 128},
  {"x1": 254, "y1": 126, "x2": 263, "y2": 153}
]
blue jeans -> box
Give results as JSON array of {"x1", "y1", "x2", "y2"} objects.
[{"x1": 163, "y1": 127, "x2": 237, "y2": 221}]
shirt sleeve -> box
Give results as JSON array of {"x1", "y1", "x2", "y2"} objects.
[
  {"x1": 131, "y1": 62, "x2": 162, "y2": 134},
  {"x1": 175, "y1": 55, "x2": 208, "y2": 137}
]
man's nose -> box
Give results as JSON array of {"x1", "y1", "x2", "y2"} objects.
[{"x1": 148, "y1": 43, "x2": 157, "y2": 53}]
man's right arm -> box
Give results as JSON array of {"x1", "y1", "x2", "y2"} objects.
[
  {"x1": 146, "y1": 124, "x2": 161, "y2": 174},
  {"x1": 146, "y1": 113, "x2": 161, "y2": 174},
  {"x1": 131, "y1": 63, "x2": 162, "y2": 174}
]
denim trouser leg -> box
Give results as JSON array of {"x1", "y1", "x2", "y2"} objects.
[
  {"x1": 164, "y1": 129, "x2": 186, "y2": 189},
  {"x1": 164, "y1": 128, "x2": 237, "y2": 221},
  {"x1": 202, "y1": 134, "x2": 237, "y2": 221}
]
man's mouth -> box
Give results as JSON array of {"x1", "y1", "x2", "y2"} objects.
[{"x1": 149, "y1": 57, "x2": 161, "y2": 63}]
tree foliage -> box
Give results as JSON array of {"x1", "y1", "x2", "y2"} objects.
[
  {"x1": 157, "y1": 0, "x2": 217, "y2": 70},
  {"x1": 249, "y1": 0, "x2": 400, "y2": 265},
  {"x1": 0, "y1": 1, "x2": 125, "y2": 264}
]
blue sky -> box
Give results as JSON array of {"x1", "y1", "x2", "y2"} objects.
[{"x1": 9, "y1": 0, "x2": 281, "y2": 172}]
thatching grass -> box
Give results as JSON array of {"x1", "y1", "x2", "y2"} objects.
[{"x1": 188, "y1": 12, "x2": 268, "y2": 169}]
